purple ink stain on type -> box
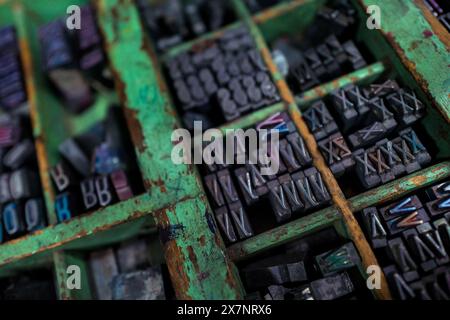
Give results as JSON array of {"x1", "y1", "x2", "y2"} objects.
[{"x1": 423, "y1": 30, "x2": 433, "y2": 38}]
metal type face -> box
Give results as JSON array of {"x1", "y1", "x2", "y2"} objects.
[
  {"x1": 387, "y1": 238, "x2": 418, "y2": 279},
  {"x1": 362, "y1": 207, "x2": 387, "y2": 248},
  {"x1": 229, "y1": 201, "x2": 254, "y2": 240},
  {"x1": 215, "y1": 206, "x2": 237, "y2": 243},
  {"x1": 315, "y1": 243, "x2": 361, "y2": 276}
]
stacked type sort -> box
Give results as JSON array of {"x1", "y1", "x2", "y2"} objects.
[
  {"x1": 38, "y1": 5, "x2": 113, "y2": 114},
  {"x1": 242, "y1": 234, "x2": 369, "y2": 300},
  {"x1": 271, "y1": 0, "x2": 366, "y2": 94},
  {"x1": 0, "y1": 27, "x2": 47, "y2": 243},
  {"x1": 0, "y1": 113, "x2": 47, "y2": 243},
  {"x1": 49, "y1": 107, "x2": 141, "y2": 223},
  {"x1": 138, "y1": 0, "x2": 236, "y2": 52},
  {"x1": 89, "y1": 238, "x2": 171, "y2": 300},
  {"x1": 166, "y1": 27, "x2": 281, "y2": 129},
  {"x1": 359, "y1": 181, "x2": 450, "y2": 300},
  {"x1": 423, "y1": 0, "x2": 450, "y2": 32},
  {"x1": 273, "y1": 34, "x2": 366, "y2": 94},
  {"x1": 303, "y1": 80, "x2": 430, "y2": 191},
  {"x1": 0, "y1": 26, "x2": 27, "y2": 110},
  {"x1": 203, "y1": 112, "x2": 331, "y2": 245}
]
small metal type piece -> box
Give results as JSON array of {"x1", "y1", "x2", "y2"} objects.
[
  {"x1": 9, "y1": 169, "x2": 40, "y2": 200},
  {"x1": 59, "y1": 138, "x2": 91, "y2": 177},
  {"x1": 2, "y1": 202, "x2": 25, "y2": 237},
  {"x1": 325, "y1": 35, "x2": 347, "y2": 65},
  {"x1": 315, "y1": 243, "x2": 361, "y2": 276},
  {"x1": 234, "y1": 166, "x2": 267, "y2": 206},
  {"x1": 353, "y1": 148, "x2": 382, "y2": 189},
  {"x1": 399, "y1": 128, "x2": 431, "y2": 168},
  {"x1": 316, "y1": 43, "x2": 341, "y2": 80},
  {"x1": 81, "y1": 178, "x2": 98, "y2": 211},
  {"x1": 426, "y1": 196, "x2": 450, "y2": 217},
  {"x1": 330, "y1": 88, "x2": 357, "y2": 131},
  {"x1": 215, "y1": 206, "x2": 237, "y2": 243},
  {"x1": 50, "y1": 163, "x2": 75, "y2": 193},
  {"x1": 89, "y1": 248, "x2": 119, "y2": 300},
  {"x1": 111, "y1": 267, "x2": 166, "y2": 300},
  {"x1": 369, "y1": 97, "x2": 397, "y2": 131},
  {"x1": 217, "y1": 169, "x2": 239, "y2": 204},
  {"x1": 309, "y1": 272, "x2": 355, "y2": 300},
  {"x1": 204, "y1": 173, "x2": 225, "y2": 208},
  {"x1": 110, "y1": 170, "x2": 134, "y2": 202},
  {"x1": 0, "y1": 119, "x2": 21, "y2": 148},
  {"x1": 369, "y1": 80, "x2": 400, "y2": 98},
  {"x1": 318, "y1": 133, "x2": 354, "y2": 178},
  {"x1": 55, "y1": 192, "x2": 77, "y2": 222},
  {"x1": 279, "y1": 139, "x2": 301, "y2": 173},
  {"x1": 243, "y1": 257, "x2": 307, "y2": 289},
  {"x1": 417, "y1": 223, "x2": 449, "y2": 265},
  {"x1": 342, "y1": 40, "x2": 367, "y2": 70},
  {"x1": 376, "y1": 139, "x2": 406, "y2": 177},
  {"x1": 303, "y1": 100, "x2": 338, "y2": 141},
  {"x1": 290, "y1": 58, "x2": 319, "y2": 92},
  {"x1": 387, "y1": 238, "x2": 419, "y2": 282},
  {"x1": 379, "y1": 195, "x2": 422, "y2": 221},
  {"x1": 403, "y1": 228, "x2": 437, "y2": 273},
  {"x1": 256, "y1": 112, "x2": 294, "y2": 135},
  {"x1": 386, "y1": 208, "x2": 429, "y2": 235},
  {"x1": 426, "y1": 181, "x2": 450, "y2": 200},
  {"x1": 362, "y1": 207, "x2": 387, "y2": 249},
  {"x1": 229, "y1": 201, "x2": 254, "y2": 240},
  {"x1": 384, "y1": 265, "x2": 416, "y2": 300},
  {"x1": 410, "y1": 280, "x2": 433, "y2": 300},
  {"x1": 24, "y1": 198, "x2": 46, "y2": 232},
  {"x1": 0, "y1": 173, "x2": 12, "y2": 204},
  {"x1": 348, "y1": 121, "x2": 390, "y2": 149},
  {"x1": 286, "y1": 132, "x2": 312, "y2": 167},
  {"x1": 268, "y1": 179, "x2": 292, "y2": 223},
  {"x1": 278, "y1": 174, "x2": 305, "y2": 214},
  {"x1": 387, "y1": 89, "x2": 425, "y2": 126}
]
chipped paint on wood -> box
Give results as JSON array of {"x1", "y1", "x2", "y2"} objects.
[
  {"x1": 236, "y1": 2, "x2": 392, "y2": 299},
  {"x1": 349, "y1": 162, "x2": 450, "y2": 212},
  {"x1": 96, "y1": 0, "x2": 244, "y2": 299},
  {"x1": 0, "y1": 193, "x2": 158, "y2": 267},
  {"x1": 253, "y1": 0, "x2": 311, "y2": 25},
  {"x1": 359, "y1": 0, "x2": 450, "y2": 122},
  {"x1": 227, "y1": 208, "x2": 341, "y2": 261},
  {"x1": 297, "y1": 62, "x2": 386, "y2": 107}
]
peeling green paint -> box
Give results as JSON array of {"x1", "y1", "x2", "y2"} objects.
[{"x1": 0, "y1": 0, "x2": 448, "y2": 301}]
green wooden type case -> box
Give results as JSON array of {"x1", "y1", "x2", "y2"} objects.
[{"x1": 0, "y1": 0, "x2": 448, "y2": 300}]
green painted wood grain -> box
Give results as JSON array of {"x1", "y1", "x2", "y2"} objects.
[
  {"x1": 360, "y1": 0, "x2": 449, "y2": 122},
  {"x1": 349, "y1": 161, "x2": 450, "y2": 211},
  {"x1": 0, "y1": 193, "x2": 155, "y2": 267},
  {"x1": 96, "y1": 0, "x2": 243, "y2": 299},
  {"x1": 227, "y1": 208, "x2": 341, "y2": 261},
  {"x1": 297, "y1": 62, "x2": 386, "y2": 107}
]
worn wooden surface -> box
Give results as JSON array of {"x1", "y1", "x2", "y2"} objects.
[{"x1": 0, "y1": 0, "x2": 448, "y2": 300}]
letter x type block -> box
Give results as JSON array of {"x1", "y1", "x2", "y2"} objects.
[
  {"x1": 318, "y1": 133, "x2": 354, "y2": 178},
  {"x1": 303, "y1": 101, "x2": 338, "y2": 141}
]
